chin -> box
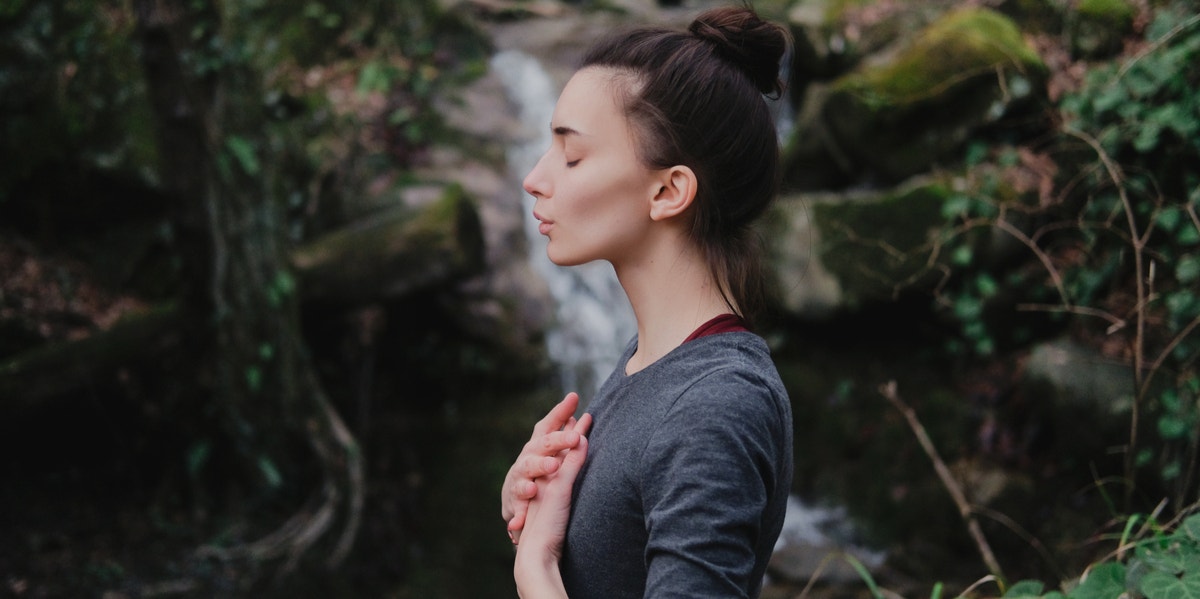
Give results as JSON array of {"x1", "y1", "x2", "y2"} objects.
[{"x1": 546, "y1": 247, "x2": 594, "y2": 268}]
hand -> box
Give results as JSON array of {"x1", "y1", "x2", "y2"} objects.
[
  {"x1": 513, "y1": 433, "x2": 588, "y2": 598},
  {"x1": 502, "y1": 392, "x2": 592, "y2": 544}
]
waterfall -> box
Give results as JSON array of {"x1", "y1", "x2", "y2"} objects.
[{"x1": 490, "y1": 49, "x2": 637, "y2": 398}]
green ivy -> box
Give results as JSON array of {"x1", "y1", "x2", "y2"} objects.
[
  {"x1": 1003, "y1": 513, "x2": 1200, "y2": 599},
  {"x1": 935, "y1": 0, "x2": 1200, "y2": 502}
]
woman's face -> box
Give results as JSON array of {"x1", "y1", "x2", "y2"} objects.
[{"x1": 524, "y1": 68, "x2": 664, "y2": 268}]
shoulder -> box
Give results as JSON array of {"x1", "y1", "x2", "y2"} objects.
[
  {"x1": 639, "y1": 333, "x2": 791, "y2": 449},
  {"x1": 671, "y1": 332, "x2": 788, "y2": 412}
]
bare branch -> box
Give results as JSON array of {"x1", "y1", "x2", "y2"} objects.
[
  {"x1": 879, "y1": 381, "x2": 1006, "y2": 584},
  {"x1": 994, "y1": 215, "x2": 1070, "y2": 305}
]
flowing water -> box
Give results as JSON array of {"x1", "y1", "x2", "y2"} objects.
[{"x1": 490, "y1": 48, "x2": 638, "y2": 397}]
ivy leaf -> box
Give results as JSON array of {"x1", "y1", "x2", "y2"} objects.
[
  {"x1": 224, "y1": 135, "x2": 260, "y2": 176},
  {"x1": 1178, "y1": 255, "x2": 1200, "y2": 283},
  {"x1": 1159, "y1": 415, "x2": 1189, "y2": 439},
  {"x1": 1183, "y1": 513, "x2": 1200, "y2": 542},
  {"x1": 1137, "y1": 542, "x2": 1197, "y2": 574},
  {"x1": 954, "y1": 295, "x2": 984, "y2": 320},
  {"x1": 1137, "y1": 571, "x2": 1200, "y2": 599},
  {"x1": 1092, "y1": 80, "x2": 1128, "y2": 113},
  {"x1": 975, "y1": 273, "x2": 999, "y2": 297},
  {"x1": 1178, "y1": 226, "x2": 1200, "y2": 246},
  {"x1": 1166, "y1": 289, "x2": 1199, "y2": 317},
  {"x1": 1158, "y1": 208, "x2": 1183, "y2": 233},
  {"x1": 951, "y1": 244, "x2": 973, "y2": 266},
  {"x1": 246, "y1": 365, "x2": 262, "y2": 393},
  {"x1": 1134, "y1": 122, "x2": 1162, "y2": 153},
  {"x1": 1125, "y1": 66, "x2": 1163, "y2": 99},
  {"x1": 257, "y1": 456, "x2": 283, "y2": 489},
  {"x1": 1005, "y1": 580, "x2": 1045, "y2": 597},
  {"x1": 187, "y1": 442, "x2": 211, "y2": 477},
  {"x1": 1070, "y1": 563, "x2": 1127, "y2": 599}
]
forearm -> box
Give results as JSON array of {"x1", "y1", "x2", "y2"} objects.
[{"x1": 514, "y1": 548, "x2": 569, "y2": 599}]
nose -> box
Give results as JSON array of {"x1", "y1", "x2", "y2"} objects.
[{"x1": 523, "y1": 151, "x2": 551, "y2": 199}]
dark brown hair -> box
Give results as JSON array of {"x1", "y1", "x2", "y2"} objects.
[{"x1": 580, "y1": 6, "x2": 789, "y2": 326}]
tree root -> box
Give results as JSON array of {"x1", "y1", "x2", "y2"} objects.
[{"x1": 195, "y1": 381, "x2": 364, "y2": 579}]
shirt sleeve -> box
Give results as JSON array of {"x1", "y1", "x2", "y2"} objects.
[{"x1": 638, "y1": 369, "x2": 784, "y2": 599}]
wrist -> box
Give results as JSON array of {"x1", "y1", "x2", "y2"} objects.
[{"x1": 514, "y1": 547, "x2": 567, "y2": 599}]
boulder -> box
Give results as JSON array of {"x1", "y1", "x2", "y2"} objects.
[
  {"x1": 764, "y1": 191, "x2": 845, "y2": 319},
  {"x1": 768, "y1": 178, "x2": 956, "y2": 315},
  {"x1": 793, "y1": 8, "x2": 1047, "y2": 185},
  {"x1": 770, "y1": 149, "x2": 1050, "y2": 319},
  {"x1": 292, "y1": 183, "x2": 485, "y2": 302}
]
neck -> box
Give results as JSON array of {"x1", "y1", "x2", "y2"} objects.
[{"x1": 613, "y1": 232, "x2": 733, "y2": 375}]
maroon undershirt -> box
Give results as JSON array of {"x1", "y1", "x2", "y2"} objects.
[{"x1": 682, "y1": 313, "x2": 749, "y2": 343}]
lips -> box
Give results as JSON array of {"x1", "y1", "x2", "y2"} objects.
[{"x1": 534, "y1": 211, "x2": 553, "y2": 235}]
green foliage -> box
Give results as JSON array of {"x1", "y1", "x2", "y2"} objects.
[
  {"x1": 1060, "y1": 6, "x2": 1200, "y2": 167},
  {"x1": 0, "y1": 0, "x2": 156, "y2": 194},
  {"x1": 933, "y1": 0, "x2": 1200, "y2": 506},
  {"x1": 999, "y1": 512, "x2": 1200, "y2": 599},
  {"x1": 1058, "y1": 2, "x2": 1200, "y2": 503}
]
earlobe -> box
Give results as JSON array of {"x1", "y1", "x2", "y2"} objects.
[{"x1": 649, "y1": 166, "x2": 698, "y2": 222}]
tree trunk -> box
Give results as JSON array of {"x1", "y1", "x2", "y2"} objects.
[{"x1": 133, "y1": 0, "x2": 363, "y2": 577}]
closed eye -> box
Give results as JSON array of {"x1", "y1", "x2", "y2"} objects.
[{"x1": 566, "y1": 159, "x2": 581, "y2": 168}]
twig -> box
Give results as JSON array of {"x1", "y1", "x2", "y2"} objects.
[
  {"x1": 994, "y1": 212, "x2": 1070, "y2": 306},
  {"x1": 1186, "y1": 203, "x2": 1200, "y2": 239},
  {"x1": 1064, "y1": 127, "x2": 1149, "y2": 511},
  {"x1": 973, "y1": 505, "x2": 1066, "y2": 582},
  {"x1": 1116, "y1": 13, "x2": 1200, "y2": 80},
  {"x1": 1141, "y1": 313, "x2": 1200, "y2": 401},
  {"x1": 956, "y1": 574, "x2": 1001, "y2": 598},
  {"x1": 794, "y1": 552, "x2": 835, "y2": 599},
  {"x1": 1015, "y1": 303, "x2": 1126, "y2": 333},
  {"x1": 879, "y1": 381, "x2": 1007, "y2": 586}
]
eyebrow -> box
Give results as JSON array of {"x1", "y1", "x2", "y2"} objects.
[{"x1": 552, "y1": 124, "x2": 586, "y2": 137}]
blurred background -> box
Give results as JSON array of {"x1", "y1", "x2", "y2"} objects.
[{"x1": 1, "y1": 0, "x2": 1197, "y2": 596}]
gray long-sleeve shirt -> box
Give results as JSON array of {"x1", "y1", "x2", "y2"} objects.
[{"x1": 561, "y1": 331, "x2": 793, "y2": 598}]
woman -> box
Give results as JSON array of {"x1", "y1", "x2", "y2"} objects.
[{"x1": 501, "y1": 6, "x2": 794, "y2": 598}]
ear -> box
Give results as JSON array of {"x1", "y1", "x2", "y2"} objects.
[{"x1": 648, "y1": 165, "x2": 697, "y2": 222}]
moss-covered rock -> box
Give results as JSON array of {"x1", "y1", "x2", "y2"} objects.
[
  {"x1": 292, "y1": 183, "x2": 484, "y2": 302},
  {"x1": 769, "y1": 157, "x2": 1043, "y2": 317},
  {"x1": 811, "y1": 179, "x2": 954, "y2": 308},
  {"x1": 810, "y1": 8, "x2": 1047, "y2": 183},
  {"x1": 767, "y1": 177, "x2": 960, "y2": 316}
]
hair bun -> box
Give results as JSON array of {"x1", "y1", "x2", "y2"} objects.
[{"x1": 688, "y1": 7, "x2": 789, "y2": 96}]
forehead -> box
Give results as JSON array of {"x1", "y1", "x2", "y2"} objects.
[{"x1": 553, "y1": 68, "x2": 628, "y2": 134}]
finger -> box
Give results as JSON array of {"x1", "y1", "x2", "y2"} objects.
[
  {"x1": 523, "y1": 429, "x2": 582, "y2": 461},
  {"x1": 508, "y1": 509, "x2": 526, "y2": 535},
  {"x1": 507, "y1": 507, "x2": 525, "y2": 545},
  {"x1": 573, "y1": 413, "x2": 593, "y2": 436},
  {"x1": 501, "y1": 475, "x2": 538, "y2": 522},
  {"x1": 531, "y1": 392, "x2": 580, "y2": 438},
  {"x1": 512, "y1": 477, "x2": 538, "y2": 499},
  {"x1": 556, "y1": 435, "x2": 588, "y2": 482}
]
